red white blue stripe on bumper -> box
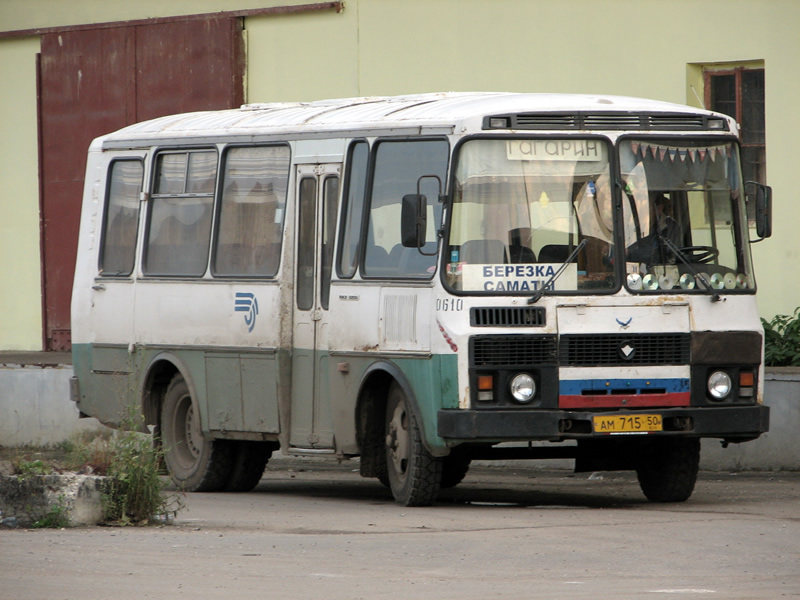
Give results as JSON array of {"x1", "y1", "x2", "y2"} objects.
[{"x1": 558, "y1": 366, "x2": 690, "y2": 409}]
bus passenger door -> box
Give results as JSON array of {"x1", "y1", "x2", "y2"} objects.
[{"x1": 290, "y1": 164, "x2": 341, "y2": 449}]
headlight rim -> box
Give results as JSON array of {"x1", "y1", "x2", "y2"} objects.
[
  {"x1": 707, "y1": 370, "x2": 732, "y2": 400},
  {"x1": 510, "y1": 372, "x2": 537, "y2": 404}
]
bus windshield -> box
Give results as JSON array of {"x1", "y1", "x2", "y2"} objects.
[
  {"x1": 620, "y1": 138, "x2": 755, "y2": 292},
  {"x1": 446, "y1": 137, "x2": 615, "y2": 294}
]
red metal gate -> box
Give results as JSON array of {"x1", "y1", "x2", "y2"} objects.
[{"x1": 38, "y1": 18, "x2": 244, "y2": 351}]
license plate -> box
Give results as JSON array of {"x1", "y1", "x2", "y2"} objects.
[{"x1": 593, "y1": 414, "x2": 662, "y2": 434}]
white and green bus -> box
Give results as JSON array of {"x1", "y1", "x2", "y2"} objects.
[{"x1": 71, "y1": 92, "x2": 772, "y2": 505}]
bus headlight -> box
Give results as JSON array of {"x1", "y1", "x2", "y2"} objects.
[
  {"x1": 707, "y1": 371, "x2": 732, "y2": 400},
  {"x1": 510, "y1": 373, "x2": 536, "y2": 403}
]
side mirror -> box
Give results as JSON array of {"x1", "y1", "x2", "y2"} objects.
[
  {"x1": 755, "y1": 183, "x2": 772, "y2": 240},
  {"x1": 401, "y1": 194, "x2": 427, "y2": 248}
]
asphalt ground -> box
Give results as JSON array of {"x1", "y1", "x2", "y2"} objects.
[{"x1": 1, "y1": 461, "x2": 798, "y2": 599}]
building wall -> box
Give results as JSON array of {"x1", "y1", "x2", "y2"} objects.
[
  {"x1": 0, "y1": 37, "x2": 43, "y2": 351},
  {"x1": 249, "y1": 0, "x2": 800, "y2": 319},
  {"x1": 1, "y1": 0, "x2": 798, "y2": 351}
]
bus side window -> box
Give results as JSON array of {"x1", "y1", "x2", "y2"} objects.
[
  {"x1": 320, "y1": 175, "x2": 340, "y2": 310},
  {"x1": 364, "y1": 138, "x2": 448, "y2": 279},
  {"x1": 99, "y1": 159, "x2": 144, "y2": 276},
  {"x1": 337, "y1": 140, "x2": 369, "y2": 278},
  {"x1": 213, "y1": 145, "x2": 290, "y2": 277},
  {"x1": 144, "y1": 150, "x2": 217, "y2": 277}
]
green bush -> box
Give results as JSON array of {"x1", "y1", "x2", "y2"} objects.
[{"x1": 762, "y1": 308, "x2": 800, "y2": 367}]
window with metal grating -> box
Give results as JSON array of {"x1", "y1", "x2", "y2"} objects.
[{"x1": 470, "y1": 306, "x2": 546, "y2": 328}]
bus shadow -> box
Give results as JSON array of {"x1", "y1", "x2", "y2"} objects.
[{"x1": 247, "y1": 466, "x2": 652, "y2": 509}]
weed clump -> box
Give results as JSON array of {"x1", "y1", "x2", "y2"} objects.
[
  {"x1": 14, "y1": 459, "x2": 53, "y2": 479},
  {"x1": 32, "y1": 495, "x2": 69, "y2": 529},
  {"x1": 101, "y1": 424, "x2": 183, "y2": 526},
  {"x1": 61, "y1": 428, "x2": 114, "y2": 475}
]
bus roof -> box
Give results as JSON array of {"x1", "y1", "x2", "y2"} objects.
[{"x1": 98, "y1": 92, "x2": 734, "y2": 148}]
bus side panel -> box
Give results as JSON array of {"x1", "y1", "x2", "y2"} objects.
[
  {"x1": 132, "y1": 281, "x2": 283, "y2": 438},
  {"x1": 395, "y1": 354, "x2": 459, "y2": 455},
  {"x1": 327, "y1": 352, "x2": 459, "y2": 456},
  {"x1": 205, "y1": 351, "x2": 280, "y2": 433},
  {"x1": 73, "y1": 343, "x2": 138, "y2": 427},
  {"x1": 325, "y1": 284, "x2": 459, "y2": 455}
]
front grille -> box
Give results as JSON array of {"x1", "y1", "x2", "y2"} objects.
[
  {"x1": 470, "y1": 333, "x2": 690, "y2": 368},
  {"x1": 471, "y1": 306, "x2": 546, "y2": 327},
  {"x1": 560, "y1": 333, "x2": 690, "y2": 366},
  {"x1": 471, "y1": 335, "x2": 558, "y2": 367}
]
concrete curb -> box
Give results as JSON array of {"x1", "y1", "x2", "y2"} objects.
[{"x1": 0, "y1": 473, "x2": 104, "y2": 528}]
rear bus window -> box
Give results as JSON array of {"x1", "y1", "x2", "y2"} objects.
[
  {"x1": 99, "y1": 159, "x2": 144, "y2": 277},
  {"x1": 213, "y1": 145, "x2": 290, "y2": 277},
  {"x1": 144, "y1": 150, "x2": 217, "y2": 276}
]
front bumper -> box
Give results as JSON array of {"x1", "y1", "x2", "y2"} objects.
[{"x1": 438, "y1": 405, "x2": 770, "y2": 442}]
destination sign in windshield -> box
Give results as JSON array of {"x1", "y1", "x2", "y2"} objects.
[
  {"x1": 461, "y1": 263, "x2": 577, "y2": 292},
  {"x1": 506, "y1": 139, "x2": 604, "y2": 161}
]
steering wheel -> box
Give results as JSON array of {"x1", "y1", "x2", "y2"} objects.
[{"x1": 679, "y1": 245, "x2": 719, "y2": 264}]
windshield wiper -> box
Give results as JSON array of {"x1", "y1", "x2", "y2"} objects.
[
  {"x1": 528, "y1": 239, "x2": 587, "y2": 304},
  {"x1": 659, "y1": 236, "x2": 721, "y2": 303}
]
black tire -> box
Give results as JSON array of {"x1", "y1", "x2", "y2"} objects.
[
  {"x1": 636, "y1": 438, "x2": 700, "y2": 502},
  {"x1": 384, "y1": 382, "x2": 442, "y2": 506},
  {"x1": 161, "y1": 374, "x2": 232, "y2": 492},
  {"x1": 223, "y1": 441, "x2": 274, "y2": 492},
  {"x1": 440, "y1": 454, "x2": 471, "y2": 489}
]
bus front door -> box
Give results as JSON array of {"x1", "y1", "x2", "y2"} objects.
[{"x1": 290, "y1": 164, "x2": 341, "y2": 449}]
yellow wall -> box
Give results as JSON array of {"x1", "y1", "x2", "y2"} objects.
[
  {"x1": 246, "y1": 0, "x2": 799, "y2": 319},
  {"x1": 0, "y1": 37, "x2": 43, "y2": 350},
  {"x1": 1, "y1": 0, "x2": 798, "y2": 353}
]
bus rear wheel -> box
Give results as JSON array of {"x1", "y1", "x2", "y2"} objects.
[
  {"x1": 636, "y1": 438, "x2": 700, "y2": 502},
  {"x1": 223, "y1": 441, "x2": 274, "y2": 492},
  {"x1": 161, "y1": 374, "x2": 232, "y2": 492},
  {"x1": 384, "y1": 382, "x2": 442, "y2": 506}
]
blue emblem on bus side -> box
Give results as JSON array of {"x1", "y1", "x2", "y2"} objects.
[{"x1": 234, "y1": 292, "x2": 259, "y2": 332}]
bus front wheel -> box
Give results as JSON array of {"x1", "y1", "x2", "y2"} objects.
[
  {"x1": 161, "y1": 374, "x2": 232, "y2": 492},
  {"x1": 636, "y1": 438, "x2": 700, "y2": 502},
  {"x1": 384, "y1": 382, "x2": 442, "y2": 506}
]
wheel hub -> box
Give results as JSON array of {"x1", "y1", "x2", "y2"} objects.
[
  {"x1": 386, "y1": 404, "x2": 409, "y2": 476},
  {"x1": 184, "y1": 404, "x2": 202, "y2": 459}
]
